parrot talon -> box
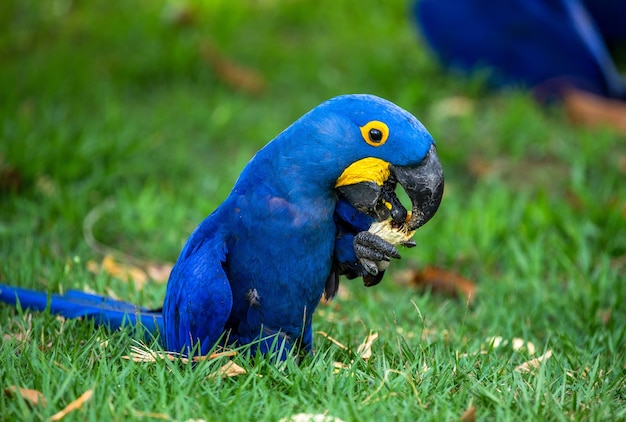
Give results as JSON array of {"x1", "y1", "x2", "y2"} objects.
[
  {"x1": 359, "y1": 258, "x2": 379, "y2": 276},
  {"x1": 354, "y1": 242, "x2": 390, "y2": 262},
  {"x1": 402, "y1": 240, "x2": 417, "y2": 248},
  {"x1": 354, "y1": 231, "x2": 401, "y2": 276},
  {"x1": 354, "y1": 231, "x2": 401, "y2": 259}
]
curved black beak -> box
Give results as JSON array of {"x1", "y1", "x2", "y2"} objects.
[
  {"x1": 336, "y1": 144, "x2": 444, "y2": 231},
  {"x1": 390, "y1": 144, "x2": 444, "y2": 231}
]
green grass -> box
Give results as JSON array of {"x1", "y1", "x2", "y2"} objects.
[{"x1": 1, "y1": 1, "x2": 625, "y2": 420}]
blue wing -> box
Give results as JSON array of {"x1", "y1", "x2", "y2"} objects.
[{"x1": 162, "y1": 223, "x2": 233, "y2": 356}]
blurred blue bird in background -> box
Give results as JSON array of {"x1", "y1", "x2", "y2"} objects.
[{"x1": 413, "y1": 0, "x2": 626, "y2": 102}]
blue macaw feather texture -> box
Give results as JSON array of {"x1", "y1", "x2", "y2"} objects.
[
  {"x1": 1, "y1": 94, "x2": 441, "y2": 359},
  {"x1": 0, "y1": 285, "x2": 162, "y2": 335},
  {"x1": 414, "y1": 0, "x2": 626, "y2": 100}
]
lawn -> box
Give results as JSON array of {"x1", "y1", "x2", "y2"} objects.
[{"x1": 1, "y1": 1, "x2": 624, "y2": 420}]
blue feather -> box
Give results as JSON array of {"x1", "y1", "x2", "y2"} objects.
[{"x1": 0, "y1": 284, "x2": 162, "y2": 336}]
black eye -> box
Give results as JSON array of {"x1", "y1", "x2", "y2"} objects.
[
  {"x1": 360, "y1": 121, "x2": 389, "y2": 146},
  {"x1": 368, "y1": 128, "x2": 383, "y2": 143}
]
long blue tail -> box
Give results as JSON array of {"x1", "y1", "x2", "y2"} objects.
[{"x1": 0, "y1": 284, "x2": 163, "y2": 338}]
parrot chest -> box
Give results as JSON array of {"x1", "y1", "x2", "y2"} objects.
[{"x1": 225, "y1": 193, "x2": 336, "y2": 340}]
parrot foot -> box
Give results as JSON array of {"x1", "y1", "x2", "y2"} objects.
[{"x1": 354, "y1": 231, "x2": 401, "y2": 276}]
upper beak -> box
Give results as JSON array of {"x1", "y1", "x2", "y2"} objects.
[
  {"x1": 390, "y1": 144, "x2": 444, "y2": 230},
  {"x1": 336, "y1": 144, "x2": 444, "y2": 230}
]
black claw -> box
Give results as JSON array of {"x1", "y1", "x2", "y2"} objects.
[
  {"x1": 354, "y1": 242, "x2": 388, "y2": 262},
  {"x1": 354, "y1": 232, "x2": 400, "y2": 259},
  {"x1": 363, "y1": 271, "x2": 385, "y2": 287},
  {"x1": 360, "y1": 258, "x2": 379, "y2": 276},
  {"x1": 354, "y1": 231, "x2": 401, "y2": 261},
  {"x1": 402, "y1": 240, "x2": 417, "y2": 248}
]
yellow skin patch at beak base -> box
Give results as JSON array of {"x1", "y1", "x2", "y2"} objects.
[{"x1": 335, "y1": 157, "x2": 391, "y2": 187}]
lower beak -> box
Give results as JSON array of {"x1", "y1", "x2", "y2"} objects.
[{"x1": 337, "y1": 145, "x2": 444, "y2": 230}]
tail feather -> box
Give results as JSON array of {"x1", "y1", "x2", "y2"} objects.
[{"x1": 0, "y1": 284, "x2": 163, "y2": 337}]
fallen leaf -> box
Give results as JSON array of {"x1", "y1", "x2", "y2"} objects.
[
  {"x1": 457, "y1": 350, "x2": 489, "y2": 359},
  {"x1": 488, "y1": 336, "x2": 505, "y2": 349},
  {"x1": 208, "y1": 361, "x2": 247, "y2": 379},
  {"x1": 132, "y1": 410, "x2": 171, "y2": 420},
  {"x1": 460, "y1": 405, "x2": 476, "y2": 422},
  {"x1": 85, "y1": 260, "x2": 100, "y2": 274},
  {"x1": 122, "y1": 342, "x2": 236, "y2": 364},
  {"x1": 4, "y1": 386, "x2": 46, "y2": 407},
  {"x1": 564, "y1": 189, "x2": 585, "y2": 211},
  {"x1": 512, "y1": 338, "x2": 536, "y2": 355},
  {"x1": 485, "y1": 336, "x2": 536, "y2": 354},
  {"x1": 102, "y1": 255, "x2": 148, "y2": 288},
  {"x1": 279, "y1": 413, "x2": 345, "y2": 422},
  {"x1": 316, "y1": 331, "x2": 348, "y2": 350},
  {"x1": 396, "y1": 266, "x2": 476, "y2": 305},
  {"x1": 145, "y1": 263, "x2": 173, "y2": 283},
  {"x1": 87, "y1": 255, "x2": 148, "y2": 289},
  {"x1": 3, "y1": 314, "x2": 34, "y2": 343},
  {"x1": 564, "y1": 88, "x2": 626, "y2": 136},
  {"x1": 0, "y1": 156, "x2": 22, "y2": 194},
  {"x1": 597, "y1": 308, "x2": 612, "y2": 325},
  {"x1": 50, "y1": 388, "x2": 94, "y2": 421},
  {"x1": 467, "y1": 156, "x2": 497, "y2": 179},
  {"x1": 332, "y1": 361, "x2": 349, "y2": 374},
  {"x1": 515, "y1": 350, "x2": 553, "y2": 373},
  {"x1": 461, "y1": 337, "x2": 539, "y2": 360},
  {"x1": 199, "y1": 40, "x2": 266, "y2": 95},
  {"x1": 123, "y1": 345, "x2": 169, "y2": 363},
  {"x1": 161, "y1": 3, "x2": 197, "y2": 27},
  {"x1": 87, "y1": 255, "x2": 172, "y2": 288},
  {"x1": 3, "y1": 332, "x2": 29, "y2": 343},
  {"x1": 356, "y1": 331, "x2": 378, "y2": 361}
]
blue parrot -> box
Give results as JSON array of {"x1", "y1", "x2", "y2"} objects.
[
  {"x1": 413, "y1": 0, "x2": 626, "y2": 101},
  {"x1": 0, "y1": 94, "x2": 443, "y2": 358}
]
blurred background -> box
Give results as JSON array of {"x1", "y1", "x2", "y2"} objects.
[{"x1": 0, "y1": 0, "x2": 624, "y2": 418}]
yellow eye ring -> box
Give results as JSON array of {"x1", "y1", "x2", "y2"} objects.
[{"x1": 360, "y1": 120, "x2": 389, "y2": 147}]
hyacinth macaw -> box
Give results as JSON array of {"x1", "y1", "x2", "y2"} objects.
[
  {"x1": 0, "y1": 94, "x2": 444, "y2": 358},
  {"x1": 414, "y1": 0, "x2": 626, "y2": 101}
]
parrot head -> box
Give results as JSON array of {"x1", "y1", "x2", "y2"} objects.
[
  {"x1": 259, "y1": 94, "x2": 443, "y2": 230},
  {"x1": 317, "y1": 94, "x2": 444, "y2": 231}
]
